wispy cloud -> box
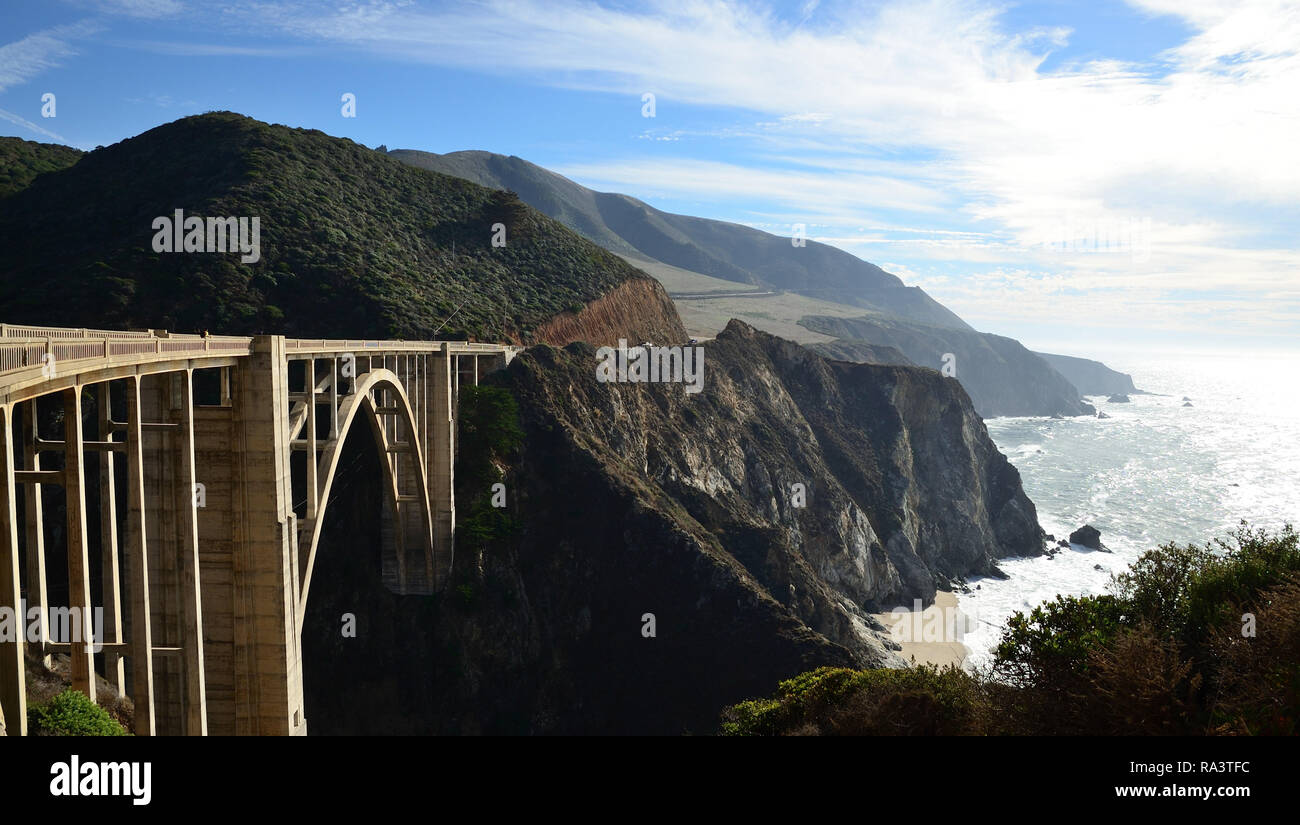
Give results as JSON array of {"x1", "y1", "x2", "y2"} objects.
[
  {"x1": 0, "y1": 106, "x2": 69, "y2": 143},
  {"x1": 0, "y1": 21, "x2": 99, "y2": 94},
  {"x1": 113, "y1": 39, "x2": 317, "y2": 57},
  {"x1": 76, "y1": 0, "x2": 184, "y2": 19}
]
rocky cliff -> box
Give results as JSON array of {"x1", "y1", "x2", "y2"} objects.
[
  {"x1": 301, "y1": 321, "x2": 1043, "y2": 734},
  {"x1": 1033, "y1": 351, "x2": 1140, "y2": 397},
  {"x1": 804, "y1": 314, "x2": 1096, "y2": 418}
]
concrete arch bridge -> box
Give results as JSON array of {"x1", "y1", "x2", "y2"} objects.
[{"x1": 0, "y1": 323, "x2": 520, "y2": 735}]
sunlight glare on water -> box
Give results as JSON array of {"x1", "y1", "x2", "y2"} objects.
[{"x1": 962, "y1": 351, "x2": 1300, "y2": 670}]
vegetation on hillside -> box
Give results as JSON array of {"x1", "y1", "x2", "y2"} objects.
[
  {"x1": 0, "y1": 113, "x2": 650, "y2": 342},
  {"x1": 29, "y1": 688, "x2": 130, "y2": 736},
  {"x1": 455, "y1": 385, "x2": 524, "y2": 559},
  {"x1": 722, "y1": 523, "x2": 1300, "y2": 735},
  {"x1": 0, "y1": 136, "x2": 82, "y2": 199}
]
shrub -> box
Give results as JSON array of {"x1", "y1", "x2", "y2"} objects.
[
  {"x1": 30, "y1": 689, "x2": 129, "y2": 736},
  {"x1": 992, "y1": 593, "x2": 1128, "y2": 688},
  {"x1": 1205, "y1": 575, "x2": 1300, "y2": 735},
  {"x1": 992, "y1": 523, "x2": 1300, "y2": 734},
  {"x1": 455, "y1": 385, "x2": 524, "y2": 555},
  {"x1": 721, "y1": 665, "x2": 985, "y2": 736}
]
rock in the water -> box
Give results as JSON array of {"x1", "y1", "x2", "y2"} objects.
[
  {"x1": 1094, "y1": 564, "x2": 1104, "y2": 571},
  {"x1": 1182, "y1": 396, "x2": 1192, "y2": 402},
  {"x1": 1107, "y1": 393, "x2": 1131, "y2": 403},
  {"x1": 1096, "y1": 411, "x2": 1110, "y2": 419},
  {"x1": 1069, "y1": 524, "x2": 1109, "y2": 551},
  {"x1": 1057, "y1": 539, "x2": 1069, "y2": 548},
  {"x1": 1183, "y1": 401, "x2": 1193, "y2": 407}
]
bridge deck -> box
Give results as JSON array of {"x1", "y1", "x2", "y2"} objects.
[{"x1": 1, "y1": 323, "x2": 519, "y2": 402}]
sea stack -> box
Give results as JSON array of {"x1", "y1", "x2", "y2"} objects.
[{"x1": 1069, "y1": 524, "x2": 1109, "y2": 551}]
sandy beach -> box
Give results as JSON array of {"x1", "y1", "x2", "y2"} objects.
[{"x1": 871, "y1": 591, "x2": 972, "y2": 670}]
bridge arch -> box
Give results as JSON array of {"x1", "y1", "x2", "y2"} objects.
[{"x1": 294, "y1": 368, "x2": 437, "y2": 628}]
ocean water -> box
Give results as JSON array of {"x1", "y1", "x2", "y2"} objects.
[{"x1": 960, "y1": 351, "x2": 1300, "y2": 670}]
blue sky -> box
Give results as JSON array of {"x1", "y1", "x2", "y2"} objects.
[{"x1": 2, "y1": 0, "x2": 1298, "y2": 356}]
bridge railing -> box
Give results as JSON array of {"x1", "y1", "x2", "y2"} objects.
[
  {"x1": 0, "y1": 323, "x2": 158, "y2": 340},
  {"x1": 1, "y1": 324, "x2": 522, "y2": 388},
  {"x1": 284, "y1": 338, "x2": 517, "y2": 354}
]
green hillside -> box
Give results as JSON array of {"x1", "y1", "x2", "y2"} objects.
[
  {"x1": 0, "y1": 137, "x2": 83, "y2": 199},
  {"x1": 0, "y1": 114, "x2": 652, "y2": 341},
  {"x1": 389, "y1": 149, "x2": 972, "y2": 330}
]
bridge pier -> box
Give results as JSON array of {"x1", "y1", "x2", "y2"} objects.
[
  {"x1": 228, "y1": 335, "x2": 306, "y2": 735},
  {"x1": 428, "y1": 347, "x2": 456, "y2": 582},
  {"x1": 0, "y1": 404, "x2": 25, "y2": 735}
]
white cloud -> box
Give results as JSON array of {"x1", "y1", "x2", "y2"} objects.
[
  {"x1": 0, "y1": 21, "x2": 99, "y2": 94},
  {"x1": 554, "y1": 156, "x2": 951, "y2": 216}
]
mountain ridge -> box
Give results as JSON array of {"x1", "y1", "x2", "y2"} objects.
[{"x1": 389, "y1": 148, "x2": 973, "y2": 331}]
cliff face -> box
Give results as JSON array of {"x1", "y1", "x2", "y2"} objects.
[
  {"x1": 532, "y1": 275, "x2": 687, "y2": 347},
  {"x1": 804, "y1": 315, "x2": 1096, "y2": 418},
  {"x1": 301, "y1": 321, "x2": 1043, "y2": 734},
  {"x1": 1034, "y1": 351, "x2": 1139, "y2": 396}
]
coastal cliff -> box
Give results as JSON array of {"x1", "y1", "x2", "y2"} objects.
[
  {"x1": 1034, "y1": 351, "x2": 1140, "y2": 396},
  {"x1": 805, "y1": 314, "x2": 1096, "y2": 418}
]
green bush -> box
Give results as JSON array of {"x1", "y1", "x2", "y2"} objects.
[
  {"x1": 990, "y1": 522, "x2": 1300, "y2": 734},
  {"x1": 721, "y1": 665, "x2": 985, "y2": 736},
  {"x1": 30, "y1": 689, "x2": 129, "y2": 736},
  {"x1": 455, "y1": 385, "x2": 524, "y2": 554},
  {"x1": 992, "y1": 593, "x2": 1128, "y2": 688}
]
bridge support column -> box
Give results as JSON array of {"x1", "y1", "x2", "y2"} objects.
[
  {"x1": 99, "y1": 384, "x2": 126, "y2": 694},
  {"x1": 125, "y1": 376, "x2": 157, "y2": 735},
  {"x1": 22, "y1": 402, "x2": 49, "y2": 670},
  {"x1": 62, "y1": 387, "x2": 96, "y2": 701},
  {"x1": 0, "y1": 404, "x2": 26, "y2": 736},
  {"x1": 231, "y1": 335, "x2": 306, "y2": 735},
  {"x1": 138, "y1": 372, "x2": 208, "y2": 735},
  {"x1": 427, "y1": 346, "x2": 456, "y2": 587}
]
